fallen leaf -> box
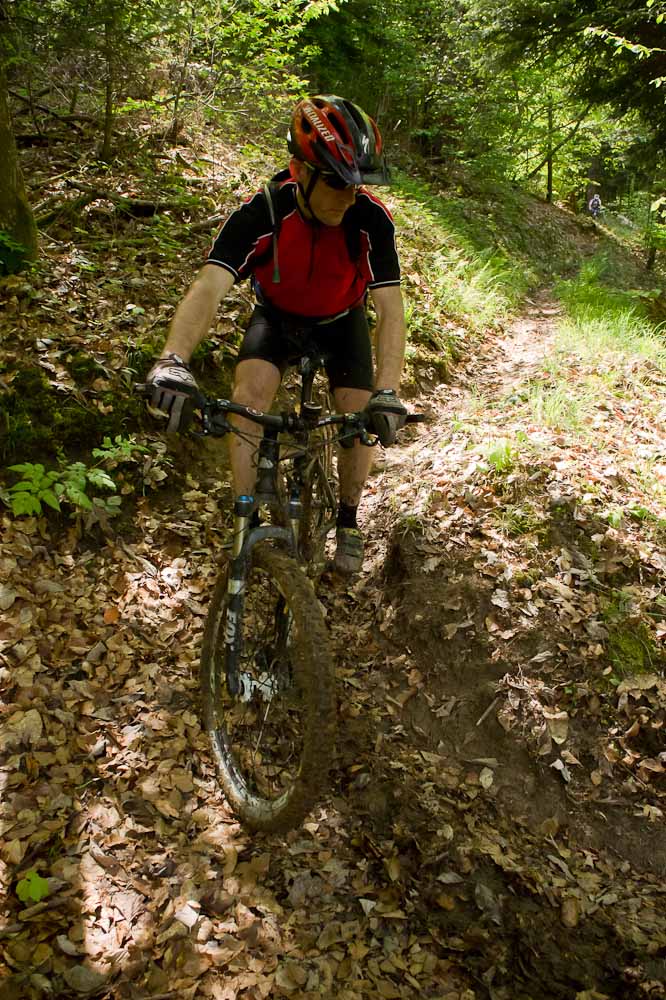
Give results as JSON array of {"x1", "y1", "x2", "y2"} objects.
[
  {"x1": 561, "y1": 897, "x2": 580, "y2": 928},
  {"x1": 57, "y1": 935, "x2": 84, "y2": 957},
  {"x1": 551, "y1": 758, "x2": 571, "y2": 782},
  {"x1": 543, "y1": 709, "x2": 569, "y2": 745},
  {"x1": 385, "y1": 856, "x2": 401, "y2": 882},
  {"x1": 479, "y1": 767, "x2": 494, "y2": 789},
  {"x1": 0, "y1": 583, "x2": 18, "y2": 610},
  {"x1": 63, "y1": 965, "x2": 109, "y2": 994},
  {"x1": 175, "y1": 902, "x2": 201, "y2": 929},
  {"x1": 275, "y1": 963, "x2": 308, "y2": 992},
  {"x1": 0, "y1": 709, "x2": 43, "y2": 753}
]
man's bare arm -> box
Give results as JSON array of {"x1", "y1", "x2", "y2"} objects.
[
  {"x1": 369, "y1": 284, "x2": 406, "y2": 392},
  {"x1": 161, "y1": 264, "x2": 236, "y2": 361}
]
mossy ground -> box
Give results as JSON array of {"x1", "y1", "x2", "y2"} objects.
[{"x1": 0, "y1": 366, "x2": 148, "y2": 465}]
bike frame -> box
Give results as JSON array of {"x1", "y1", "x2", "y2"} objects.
[
  {"x1": 139, "y1": 361, "x2": 423, "y2": 700},
  {"x1": 223, "y1": 351, "x2": 338, "y2": 696}
]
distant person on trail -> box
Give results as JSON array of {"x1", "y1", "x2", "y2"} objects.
[
  {"x1": 145, "y1": 95, "x2": 407, "y2": 575},
  {"x1": 588, "y1": 193, "x2": 602, "y2": 219}
]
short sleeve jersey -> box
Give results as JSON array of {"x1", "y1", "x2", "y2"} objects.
[{"x1": 206, "y1": 173, "x2": 400, "y2": 319}]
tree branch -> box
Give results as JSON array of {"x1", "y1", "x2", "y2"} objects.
[{"x1": 523, "y1": 104, "x2": 593, "y2": 180}]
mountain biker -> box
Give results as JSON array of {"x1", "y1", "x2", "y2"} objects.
[
  {"x1": 146, "y1": 95, "x2": 407, "y2": 575},
  {"x1": 589, "y1": 193, "x2": 601, "y2": 219}
]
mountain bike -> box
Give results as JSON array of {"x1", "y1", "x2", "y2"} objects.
[{"x1": 141, "y1": 351, "x2": 424, "y2": 832}]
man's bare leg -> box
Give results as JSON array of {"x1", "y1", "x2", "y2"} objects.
[
  {"x1": 333, "y1": 386, "x2": 372, "y2": 572},
  {"x1": 228, "y1": 359, "x2": 282, "y2": 496},
  {"x1": 334, "y1": 386, "x2": 373, "y2": 504}
]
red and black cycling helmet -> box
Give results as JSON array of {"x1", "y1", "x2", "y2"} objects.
[{"x1": 287, "y1": 95, "x2": 390, "y2": 187}]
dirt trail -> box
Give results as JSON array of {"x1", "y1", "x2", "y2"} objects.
[
  {"x1": 348, "y1": 292, "x2": 666, "y2": 999},
  {"x1": 2, "y1": 295, "x2": 665, "y2": 1000}
]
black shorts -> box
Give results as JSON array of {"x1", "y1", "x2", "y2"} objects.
[{"x1": 236, "y1": 304, "x2": 374, "y2": 392}]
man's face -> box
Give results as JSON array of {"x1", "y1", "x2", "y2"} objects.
[{"x1": 293, "y1": 160, "x2": 358, "y2": 226}]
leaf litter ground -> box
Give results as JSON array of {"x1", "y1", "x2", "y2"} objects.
[
  {"x1": 2, "y1": 295, "x2": 665, "y2": 1000},
  {"x1": 1, "y1": 145, "x2": 666, "y2": 999}
]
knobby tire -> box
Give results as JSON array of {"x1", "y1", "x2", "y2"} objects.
[
  {"x1": 200, "y1": 545, "x2": 336, "y2": 832},
  {"x1": 300, "y1": 410, "x2": 337, "y2": 576}
]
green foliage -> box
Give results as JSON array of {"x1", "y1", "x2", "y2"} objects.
[
  {"x1": 393, "y1": 170, "x2": 562, "y2": 298},
  {"x1": 473, "y1": 0, "x2": 666, "y2": 142},
  {"x1": 6, "y1": 464, "x2": 66, "y2": 516},
  {"x1": 0, "y1": 231, "x2": 30, "y2": 276},
  {"x1": 5, "y1": 0, "x2": 340, "y2": 158},
  {"x1": 601, "y1": 588, "x2": 657, "y2": 678},
  {"x1": 526, "y1": 383, "x2": 592, "y2": 434},
  {"x1": 584, "y1": 21, "x2": 666, "y2": 90},
  {"x1": 483, "y1": 438, "x2": 517, "y2": 474},
  {"x1": 92, "y1": 435, "x2": 143, "y2": 466},
  {"x1": 494, "y1": 501, "x2": 542, "y2": 536},
  {"x1": 302, "y1": 0, "x2": 660, "y2": 207},
  {"x1": 304, "y1": 0, "x2": 487, "y2": 157},
  {"x1": 16, "y1": 870, "x2": 50, "y2": 905},
  {"x1": 2, "y1": 436, "x2": 148, "y2": 518}
]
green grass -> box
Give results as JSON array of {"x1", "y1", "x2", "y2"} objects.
[
  {"x1": 632, "y1": 457, "x2": 666, "y2": 508},
  {"x1": 554, "y1": 254, "x2": 666, "y2": 374},
  {"x1": 431, "y1": 245, "x2": 521, "y2": 332},
  {"x1": 494, "y1": 501, "x2": 542, "y2": 536},
  {"x1": 391, "y1": 171, "x2": 533, "y2": 333},
  {"x1": 483, "y1": 437, "x2": 517, "y2": 473},
  {"x1": 513, "y1": 252, "x2": 666, "y2": 436},
  {"x1": 525, "y1": 381, "x2": 594, "y2": 433},
  {"x1": 556, "y1": 312, "x2": 666, "y2": 373}
]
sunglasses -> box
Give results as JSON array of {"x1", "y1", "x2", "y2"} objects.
[{"x1": 319, "y1": 171, "x2": 357, "y2": 191}]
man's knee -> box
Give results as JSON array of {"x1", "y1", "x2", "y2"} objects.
[
  {"x1": 232, "y1": 359, "x2": 281, "y2": 409},
  {"x1": 334, "y1": 386, "x2": 372, "y2": 413}
]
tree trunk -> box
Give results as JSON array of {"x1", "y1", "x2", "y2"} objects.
[
  {"x1": 546, "y1": 96, "x2": 553, "y2": 203},
  {"x1": 0, "y1": 55, "x2": 38, "y2": 271},
  {"x1": 100, "y1": 13, "x2": 115, "y2": 161},
  {"x1": 166, "y1": 10, "x2": 194, "y2": 144}
]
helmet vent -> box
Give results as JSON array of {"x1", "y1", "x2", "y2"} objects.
[
  {"x1": 345, "y1": 102, "x2": 366, "y2": 132},
  {"x1": 327, "y1": 112, "x2": 345, "y2": 139}
]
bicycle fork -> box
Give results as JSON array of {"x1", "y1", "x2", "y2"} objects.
[
  {"x1": 224, "y1": 493, "x2": 300, "y2": 701},
  {"x1": 224, "y1": 495, "x2": 253, "y2": 697}
]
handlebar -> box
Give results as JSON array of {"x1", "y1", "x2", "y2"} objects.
[{"x1": 136, "y1": 383, "x2": 428, "y2": 443}]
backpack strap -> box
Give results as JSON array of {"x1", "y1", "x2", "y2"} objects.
[{"x1": 262, "y1": 180, "x2": 282, "y2": 284}]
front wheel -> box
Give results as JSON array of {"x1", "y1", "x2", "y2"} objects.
[
  {"x1": 300, "y1": 446, "x2": 337, "y2": 577},
  {"x1": 200, "y1": 545, "x2": 336, "y2": 832}
]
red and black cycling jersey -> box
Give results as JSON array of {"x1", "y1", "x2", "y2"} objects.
[{"x1": 206, "y1": 172, "x2": 400, "y2": 320}]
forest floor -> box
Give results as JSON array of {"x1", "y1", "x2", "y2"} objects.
[
  {"x1": 2, "y1": 287, "x2": 666, "y2": 1000},
  {"x1": 1, "y1": 136, "x2": 666, "y2": 1000}
]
